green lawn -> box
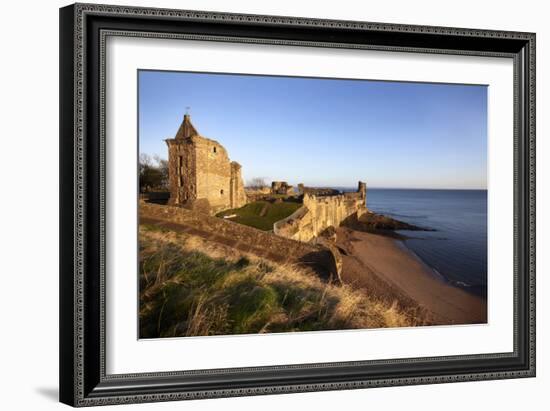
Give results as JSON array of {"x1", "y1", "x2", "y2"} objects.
[{"x1": 216, "y1": 200, "x2": 302, "y2": 231}]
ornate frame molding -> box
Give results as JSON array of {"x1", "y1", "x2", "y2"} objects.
[{"x1": 60, "y1": 3, "x2": 535, "y2": 407}]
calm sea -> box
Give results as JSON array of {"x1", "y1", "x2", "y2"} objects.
[{"x1": 341, "y1": 188, "x2": 488, "y2": 297}]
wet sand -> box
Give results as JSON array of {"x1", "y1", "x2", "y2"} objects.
[{"x1": 335, "y1": 227, "x2": 487, "y2": 325}]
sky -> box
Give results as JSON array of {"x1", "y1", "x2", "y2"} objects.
[{"x1": 138, "y1": 70, "x2": 487, "y2": 189}]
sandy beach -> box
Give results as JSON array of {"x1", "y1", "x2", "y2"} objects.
[{"x1": 335, "y1": 227, "x2": 487, "y2": 325}]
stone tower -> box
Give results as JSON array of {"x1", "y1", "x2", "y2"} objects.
[
  {"x1": 165, "y1": 113, "x2": 247, "y2": 214},
  {"x1": 357, "y1": 181, "x2": 367, "y2": 206}
]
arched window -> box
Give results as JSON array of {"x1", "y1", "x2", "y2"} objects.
[
  {"x1": 220, "y1": 189, "x2": 224, "y2": 195},
  {"x1": 213, "y1": 146, "x2": 217, "y2": 153}
]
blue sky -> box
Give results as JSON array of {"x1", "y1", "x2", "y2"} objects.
[{"x1": 139, "y1": 70, "x2": 487, "y2": 189}]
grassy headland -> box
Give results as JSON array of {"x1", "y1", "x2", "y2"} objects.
[
  {"x1": 216, "y1": 200, "x2": 302, "y2": 231},
  {"x1": 139, "y1": 224, "x2": 416, "y2": 338}
]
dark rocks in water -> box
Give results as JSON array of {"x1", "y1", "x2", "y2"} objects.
[
  {"x1": 343, "y1": 211, "x2": 433, "y2": 234},
  {"x1": 359, "y1": 211, "x2": 432, "y2": 231}
]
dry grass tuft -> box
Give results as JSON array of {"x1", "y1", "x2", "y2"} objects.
[{"x1": 139, "y1": 224, "x2": 418, "y2": 338}]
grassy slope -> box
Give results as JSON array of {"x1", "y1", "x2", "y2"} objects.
[
  {"x1": 216, "y1": 200, "x2": 302, "y2": 231},
  {"x1": 139, "y1": 225, "x2": 415, "y2": 338}
]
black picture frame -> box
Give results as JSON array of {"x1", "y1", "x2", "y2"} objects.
[{"x1": 59, "y1": 3, "x2": 536, "y2": 407}]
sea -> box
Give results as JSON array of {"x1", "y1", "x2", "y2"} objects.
[{"x1": 341, "y1": 188, "x2": 488, "y2": 297}]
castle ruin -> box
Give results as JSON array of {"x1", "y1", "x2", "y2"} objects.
[
  {"x1": 165, "y1": 113, "x2": 247, "y2": 214},
  {"x1": 271, "y1": 181, "x2": 295, "y2": 196},
  {"x1": 274, "y1": 182, "x2": 367, "y2": 243},
  {"x1": 163, "y1": 112, "x2": 368, "y2": 245}
]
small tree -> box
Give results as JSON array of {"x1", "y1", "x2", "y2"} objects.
[
  {"x1": 247, "y1": 177, "x2": 267, "y2": 189},
  {"x1": 153, "y1": 155, "x2": 169, "y2": 187},
  {"x1": 139, "y1": 153, "x2": 168, "y2": 192}
]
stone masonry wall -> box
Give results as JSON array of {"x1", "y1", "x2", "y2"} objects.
[
  {"x1": 274, "y1": 182, "x2": 367, "y2": 243},
  {"x1": 166, "y1": 114, "x2": 247, "y2": 215},
  {"x1": 166, "y1": 138, "x2": 196, "y2": 206},
  {"x1": 194, "y1": 136, "x2": 233, "y2": 213},
  {"x1": 140, "y1": 202, "x2": 341, "y2": 281},
  {"x1": 230, "y1": 161, "x2": 247, "y2": 209}
]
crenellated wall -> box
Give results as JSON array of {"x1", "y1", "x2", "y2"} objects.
[{"x1": 274, "y1": 182, "x2": 367, "y2": 243}]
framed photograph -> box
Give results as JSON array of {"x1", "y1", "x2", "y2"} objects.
[{"x1": 59, "y1": 3, "x2": 536, "y2": 407}]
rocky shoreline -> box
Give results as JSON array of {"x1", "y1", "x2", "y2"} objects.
[{"x1": 342, "y1": 210, "x2": 433, "y2": 239}]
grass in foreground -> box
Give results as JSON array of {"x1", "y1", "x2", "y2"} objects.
[
  {"x1": 216, "y1": 200, "x2": 302, "y2": 231},
  {"x1": 139, "y1": 225, "x2": 416, "y2": 338}
]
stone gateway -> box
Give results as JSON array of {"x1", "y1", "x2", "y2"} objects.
[{"x1": 165, "y1": 113, "x2": 247, "y2": 214}]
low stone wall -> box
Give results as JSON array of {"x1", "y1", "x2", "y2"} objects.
[
  {"x1": 274, "y1": 191, "x2": 366, "y2": 243},
  {"x1": 297, "y1": 184, "x2": 341, "y2": 196},
  {"x1": 140, "y1": 191, "x2": 170, "y2": 204},
  {"x1": 273, "y1": 205, "x2": 311, "y2": 242},
  {"x1": 245, "y1": 187, "x2": 273, "y2": 202},
  {"x1": 140, "y1": 202, "x2": 342, "y2": 282}
]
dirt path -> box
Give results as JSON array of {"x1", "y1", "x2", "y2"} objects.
[{"x1": 336, "y1": 227, "x2": 487, "y2": 325}]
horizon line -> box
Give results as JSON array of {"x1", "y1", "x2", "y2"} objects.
[
  {"x1": 310, "y1": 186, "x2": 488, "y2": 191},
  {"x1": 138, "y1": 152, "x2": 487, "y2": 192}
]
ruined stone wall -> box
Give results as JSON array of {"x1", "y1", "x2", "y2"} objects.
[
  {"x1": 297, "y1": 184, "x2": 341, "y2": 196},
  {"x1": 230, "y1": 161, "x2": 247, "y2": 209},
  {"x1": 245, "y1": 186, "x2": 271, "y2": 202},
  {"x1": 194, "y1": 136, "x2": 233, "y2": 213},
  {"x1": 166, "y1": 138, "x2": 196, "y2": 206},
  {"x1": 246, "y1": 186, "x2": 271, "y2": 195},
  {"x1": 273, "y1": 205, "x2": 314, "y2": 242},
  {"x1": 140, "y1": 202, "x2": 341, "y2": 281},
  {"x1": 167, "y1": 133, "x2": 247, "y2": 215},
  {"x1": 303, "y1": 192, "x2": 366, "y2": 236},
  {"x1": 274, "y1": 182, "x2": 367, "y2": 243},
  {"x1": 271, "y1": 181, "x2": 294, "y2": 195}
]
